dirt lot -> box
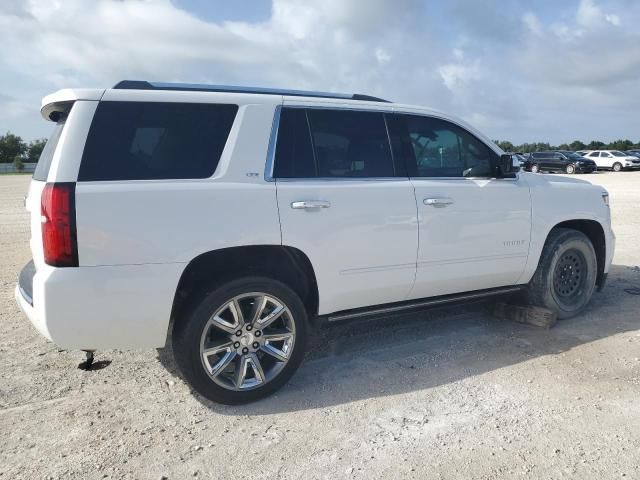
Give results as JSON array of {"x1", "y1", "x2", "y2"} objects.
[{"x1": 1, "y1": 172, "x2": 640, "y2": 479}]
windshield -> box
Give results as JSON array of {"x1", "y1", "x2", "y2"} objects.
[{"x1": 611, "y1": 151, "x2": 627, "y2": 157}]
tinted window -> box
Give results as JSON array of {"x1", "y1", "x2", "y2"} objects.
[
  {"x1": 33, "y1": 121, "x2": 66, "y2": 181},
  {"x1": 79, "y1": 102, "x2": 238, "y2": 181},
  {"x1": 272, "y1": 108, "x2": 316, "y2": 178},
  {"x1": 391, "y1": 114, "x2": 495, "y2": 177},
  {"x1": 600, "y1": 152, "x2": 610, "y2": 157},
  {"x1": 307, "y1": 109, "x2": 394, "y2": 178}
]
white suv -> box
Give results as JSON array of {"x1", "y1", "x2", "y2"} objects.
[
  {"x1": 583, "y1": 150, "x2": 640, "y2": 171},
  {"x1": 16, "y1": 81, "x2": 615, "y2": 404}
]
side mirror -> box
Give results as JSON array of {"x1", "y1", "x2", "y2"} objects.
[{"x1": 497, "y1": 154, "x2": 520, "y2": 177}]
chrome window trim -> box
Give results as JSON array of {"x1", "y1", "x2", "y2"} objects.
[
  {"x1": 264, "y1": 104, "x2": 282, "y2": 182},
  {"x1": 264, "y1": 104, "x2": 513, "y2": 183}
]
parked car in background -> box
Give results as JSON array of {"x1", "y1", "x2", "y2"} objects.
[
  {"x1": 506, "y1": 152, "x2": 528, "y2": 168},
  {"x1": 625, "y1": 150, "x2": 640, "y2": 158},
  {"x1": 524, "y1": 151, "x2": 597, "y2": 174},
  {"x1": 583, "y1": 150, "x2": 640, "y2": 172}
]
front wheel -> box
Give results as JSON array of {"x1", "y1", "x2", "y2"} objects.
[
  {"x1": 173, "y1": 277, "x2": 308, "y2": 404},
  {"x1": 524, "y1": 228, "x2": 597, "y2": 319},
  {"x1": 565, "y1": 164, "x2": 576, "y2": 174},
  {"x1": 612, "y1": 162, "x2": 623, "y2": 172}
]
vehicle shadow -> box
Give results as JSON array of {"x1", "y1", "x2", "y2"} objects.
[{"x1": 157, "y1": 263, "x2": 640, "y2": 415}]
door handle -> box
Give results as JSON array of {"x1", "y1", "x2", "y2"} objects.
[
  {"x1": 424, "y1": 197, "x2": 454, "y2": 207},
  {"x1": 291, "y1": 200, "x2": 331, "y2": 210}
]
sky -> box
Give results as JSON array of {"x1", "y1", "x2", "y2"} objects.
[{"x1": 0, "y1": 0, "x2": 639, "y2": 144}]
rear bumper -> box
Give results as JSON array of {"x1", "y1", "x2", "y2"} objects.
[{"x1": 15, "y1": 261, "x2": 185, "y2": 350}]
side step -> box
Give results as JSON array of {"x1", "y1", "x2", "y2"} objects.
[{"x1": 323, "y1": 286, "x2": 523, "y2": 323}]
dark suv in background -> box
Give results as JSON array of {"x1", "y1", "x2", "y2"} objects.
[{"x1": 524, "y1": 151, "x2": 597, "y2": 174}]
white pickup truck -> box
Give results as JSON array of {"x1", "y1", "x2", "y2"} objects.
[{"x1": 16, "y1": 81, "x2": 615, "y2": 404}]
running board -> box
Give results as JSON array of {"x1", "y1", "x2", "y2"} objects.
[{"x1": 324, "y1": 286, "x2": 523, "y2": 323}]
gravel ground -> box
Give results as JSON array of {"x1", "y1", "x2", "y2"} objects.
[{"x1": 1, "y1": 172, "x2": 640, "y2": 479}]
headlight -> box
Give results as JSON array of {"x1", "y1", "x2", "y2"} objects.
[{"x1": 602, "y1": 192, "x2": 609, "y2": 207}]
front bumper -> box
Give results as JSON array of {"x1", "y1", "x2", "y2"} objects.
[{"x1": 576, "y1": 163, "x2": 597, "y2": 173}]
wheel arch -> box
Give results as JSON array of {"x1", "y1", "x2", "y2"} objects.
[
  {"x1": 545, "y1": 219, "x2": 607, "y2": 288},
  {"x1": 169, "y1": 245, "x2": 320, "y2": 336}
]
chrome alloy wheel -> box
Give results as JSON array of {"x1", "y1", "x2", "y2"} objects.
[{"x1": 199, "y1": 293, "x2": 296, "y2": 391}]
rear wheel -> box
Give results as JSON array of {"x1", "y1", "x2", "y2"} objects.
[
  {"x1": 525, "y1": 228, "x2": 597, "y2": 319},
  {"x1": 531, "y1": 164, "x2": 540, "y2": 173},
  {"x1": 612, "y1": 162, "x2": 623, "y2": 172},
  {"x1": 173, "y1": 277, "x2": 308, "y2": 404},
  {"x1": 565, "y1": 164, "x2": 575, "y2": 174}
]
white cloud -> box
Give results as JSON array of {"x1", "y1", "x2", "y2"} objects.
[
  {"x1": 0, "y1": 0, "x2": 639, "y2": 144},
  {"x1": 438, "y1": 61, "x2": 479, "y2": 92},
  {"x1": 522, "y1": 12, "x2": 543, "y2": 36},
  {"x1": 577, "y1": 0, "x2": 620, "y2": 27}
]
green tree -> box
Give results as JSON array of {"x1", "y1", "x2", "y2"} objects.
[
  {"x1": 569, "y1": 140, "x2": 586, "y2": 151},
  {"x1": 26, "y1": 138, "x2": 47, "y2": 163},
  {"x1": 0, "y1": 132, "x2": 26, "y2": 163},
  {"x1": 495, "y1": 140, "x2": 515, "y2": 152},
  {"x1": 587, "y1": 140, "x2": 605, "y2": 150},
  {"x1": 13, "y1": 155, "x2": 24, "y2": 172},
  {"x1": 607, "y1": 139, "x2": 633, "y2": 151}
]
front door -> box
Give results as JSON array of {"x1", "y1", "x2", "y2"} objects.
[
  {"x1": 272, "y1": 106, "x2": 418, "y2": 315},
  {"x1": 387, "y1": 113, "x2": 532, "y2": 299}
]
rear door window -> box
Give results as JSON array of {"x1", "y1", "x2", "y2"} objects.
[
  {"x1": 79, "y1": 102, "x2": 238, "y2": 181},
  {"x1": 272, "y1": 108, "x2": 316, "y2": 178},
  {"x1": 308, "y1": 109, "x2": 394, "y2": 178},
  {"x1": 273, "y1": 108, "x2": 396, "y2": 178}
]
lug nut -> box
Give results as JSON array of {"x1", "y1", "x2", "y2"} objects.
[
  {"x1": 252, "y1": 342, "x2": 259, "y2": 349},
  {"x1": 233, "y1": 342, "x2": 240, "y2": 348},
  {"x1": 254, "y1": 330, "x2": 262, "y2": 337},
  {"x1": 235, "y1": 330, "x2": 242, "y2": 337},
  {"x1": 246, "y1": 325, "x2": 253, "y2": 331},
  {"x1": 242, "y1": 347, "x2": 249, "y2": 354}
]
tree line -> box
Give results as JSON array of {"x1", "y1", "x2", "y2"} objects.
[
  {"x1": 0, "y1": 132, "x2": 47, "y2": 171},
  {"x1": 2, "y1": 131, "x2": 639, "y2": 171},
  {"x1": 494, "y1": 139, "x2": 640, "y2": 154}
]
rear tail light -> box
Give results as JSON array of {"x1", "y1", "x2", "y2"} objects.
[{"x1": 41, "y1": 183, "x2": 78, "y2": 267}]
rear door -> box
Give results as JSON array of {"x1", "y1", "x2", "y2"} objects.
[
  {"x1": 531, "y1": 152, "x2": 546, "y2": 170},
  {"x1": 273, "y1": 105, "x2": 418, "y2": 315},
  {"x1": 387, "y1": 113, "x2": 531, "y2": 299},
  {"x1": 551, "y1": 153, "x2": 566, "y2": 171},
  {"x1": 599, "y1": 151, "x2": 615, "y2": 168}
]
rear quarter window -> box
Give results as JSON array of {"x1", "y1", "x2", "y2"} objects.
[
  {"x1": 32, "y1": 120, "x2": 67, "y2": 182},
  {"x1": 78, "y1": 101, "x2": 238, "y2": 181}
]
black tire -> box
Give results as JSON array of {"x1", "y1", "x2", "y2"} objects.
[
  {"x1": 172, "y1": 276, "x2": 308, "y2": 404},
  {"x1": 565, "y1": 164, "x2": 575, "y2": 174},
  {"x1": 531, "y1": 164, "x2": 540, "y2": 173},
  {"x1": 612, "y1": 162, "x2": 623, "y2": 172},
  {"x1": 525, "y1": 228, "x2": 597, "y2": 319}
]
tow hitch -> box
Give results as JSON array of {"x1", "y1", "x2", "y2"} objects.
[{"x1": 78, "y1": 350, "x2": 95, "y2": 370}]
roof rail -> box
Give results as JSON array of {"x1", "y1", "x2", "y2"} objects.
[{"x1": 113, "y1": 80, "x2": 390, "y2": 103}]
